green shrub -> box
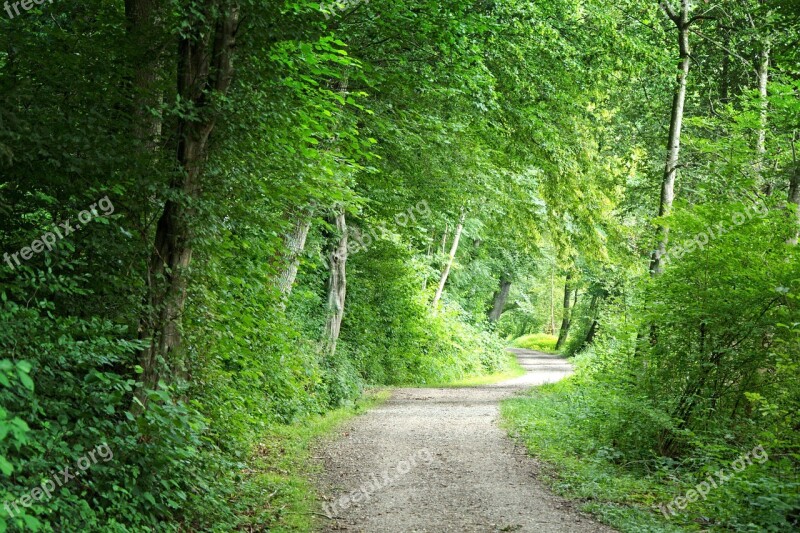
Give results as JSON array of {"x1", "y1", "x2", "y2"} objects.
[{"x1": 511, "y1": 333, "x2": 559, "y2": 353}]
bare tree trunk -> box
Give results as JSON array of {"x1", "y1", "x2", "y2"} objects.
[
  {"x1": 583, "y1": 317, "x2": 599, "y2": 348},
  {"x1": 555, "y1": 273, "x2": 574, "y2": 351},
  {"x1": 720, "y1": 22, "x2": 730, "y2": 104},
  {"x1": 135, "y1": 2, "x2": 239, "y2": 411},
  {"x1": 323, "y1": 210, "x2": 348, "y2": 356},
  {"x1": 276, "y1": 74, "x2": 348, "y2": 302},
  {"x1": 546, "y1": 268, "x2": 555, "y2": 335},
  {"x1": 756, "y1": 45, "x2": 771, "y2": 194},
  {"x1": 276, "y1": 207, "x2": 314, "y2": 301},
  {"x1": 422, "y1": 242, "x2": 432, "y2": 291},
  {"x1": 431, "y1": 209, "x2": 465, "y2": 310},
  {"x1": 579, "y1": 293, "x2": 602, "y2": 351},
  {"x1": 789, "y1": 150, "x2": 800, "y2": 245},
  {"x1": 488, "y1": 277, "x2": 511, "y2": 323},
  {"x1": 650, "y1": 0, "x2": 691, "y2": 276}
]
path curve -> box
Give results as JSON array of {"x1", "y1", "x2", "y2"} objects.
[{"x1": 316, "y1": 349, "x2": 615, "y2": 532}]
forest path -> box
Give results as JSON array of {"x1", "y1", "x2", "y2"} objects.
[{"x1": 315, "y1": 349, "x2": 615, "y2": 532}]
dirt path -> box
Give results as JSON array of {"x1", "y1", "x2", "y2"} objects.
[{"x1": 316, "y1": 349, "x2": 615, "y2": 532}]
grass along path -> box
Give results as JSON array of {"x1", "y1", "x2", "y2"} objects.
[{"x1": 234, "y1": 390, "x2": 390, "y2": 532}]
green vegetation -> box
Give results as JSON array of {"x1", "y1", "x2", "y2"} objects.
[
  {"x1": 235, "y1": 390, "x2": 390, "y2": 532},
  {"x1": 503, "y1": 381, "x2": 679, "y2": 532},
  {"x1": 428, "y1": 352, "x2": 526, "y2": 388},
  {"x1": 503, "y1": 346, "x2": 798, "y2": 532},
  {"x1": 510, "y1": 334, "x2": 559, "y2": 354},
  {"x1": 1, "y1": 0, "x2": 799, "y2": 530}
]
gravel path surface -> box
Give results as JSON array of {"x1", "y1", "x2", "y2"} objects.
[{"x1": 315, "y1": 349, "x2": 616, "y2": 532}]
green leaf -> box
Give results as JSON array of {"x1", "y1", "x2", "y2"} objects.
[
  {"x1": 0, "y1": 455, "x2": 13, "y2": 475},
  {"x1": 17, "y1": 370, "x2": 34, "y2": 391}
]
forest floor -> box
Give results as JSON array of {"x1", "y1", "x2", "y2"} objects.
[{"x1": 315, "y1": 349, "x2": 616, "y2": 532}]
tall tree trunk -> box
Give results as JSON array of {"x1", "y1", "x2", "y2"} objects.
[
  {"x1": 789, "y1": 153, "x2": 800, "y2": 245},
  {"x1": 422, "y1": 242, "x2": 432, "y2": 291},
  {"x1": 323, "y1": 210, "x2": 348, "y2": 356},
  {"x1": 276, "y1": 73, "x2": 348, "y2": 302},
  {"x1": 125, "y1": 0, "x2": 163, "y2": 152},
  {"x1": 276, "y1": 207, "x2": 314, "y2": 302},
  {"x1": 431, "y1": 208, "x2": 465, "y2": 309},
  {"x1": 546, "y1": 268, "x2": 555, "y2": 335},
  {"x1": 583, "y1": 317, "x2": 599, "y2": 348},
  {"x1": 650, "y1": 0, "x2": 691, "y2": 276},
  {"x1": 517, "y1": 317, "x2": 530, "y2": 338},
  {"x1": 555, "y1": 273, "x2": 574, "y2": 351},
  {"x1": 756, "y1": 45, "x2": 771, "y2": 194},
  {"x1": 579, "y1": 293, "x2": 602, "y2": 351},
  {"x1": 720, "y1": 22, "x2": 730, "y2": 104},
  {"x1": 488, "y1": 277, "x2": 511, "y2": 323},
  {"x1": 135, "y1": 2, "x2": 239, "y2": 411}
]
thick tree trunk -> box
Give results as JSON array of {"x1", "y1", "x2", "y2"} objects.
[
  {"x1": 323, "y1": 210, "x2": 348, "y2": 356},
  {"x1": 125, "y1": 0, "x2": 163, "y2": 151},
  {"x1": 488, "y1": 277, "x2": 511, "y2": 323},
  {"x1": 555, "y1": 273, "x2": 574, "y2": 351},
  {"x1": 579, "y1": 293, "x2": 602, "y2": 351},
  {"x1": 431, "y1": 209, "x2": 465, "y2": 309},
  {"x1": 650, "y1": 0, "x2": 691, "y2": 276},
  {"x1": 277, "y1": 208, "x2": 314, "y2": 301},
  {"x1": 135, "y1": 2, "x2": 239, "y2": 411},
  {"x1": 583, "y1": 318, "x2": 599, "y2": 347}
]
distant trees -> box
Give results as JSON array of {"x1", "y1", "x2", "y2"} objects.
[{"x1": 1, "y1": 0, "x2": 798, "y2": 529}]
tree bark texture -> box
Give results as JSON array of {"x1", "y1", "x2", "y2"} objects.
[
  {"x1": 488, "y1": 277, "x2": 512, "y2": 323},
  {"x1": 323, "y1": 210, "x2": 348, "y2": 356},
  {"x1": 650, "y1": 0, "x2": 691, "y2": 276},
  {"x1": 555, "y1": 273, "x2": 574, "y2": 351},
  {"x1": 431, "y1": 209, "x2": 465, "y2": 310},
  {"x1": 135, "y1": 1, "x2": 240, "y2": 410}
]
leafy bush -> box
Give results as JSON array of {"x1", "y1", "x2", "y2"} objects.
[
  {"x1": 511, "y1": 333, "x2": 559, "y2": 353},
  {"x1": 503, "y1": 211, "x2": 800, "y2": 531}
]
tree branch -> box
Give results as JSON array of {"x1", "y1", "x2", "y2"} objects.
[
  {"x1": 659, "y1": 0, "x2": 678, "y2": 24},
  {"x1": 688, "y1": 27, "x2": 758, "y2": 76}
]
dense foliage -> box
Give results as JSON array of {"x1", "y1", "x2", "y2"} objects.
[
  {"x1": 1, "y1": 0, "x2": 798, "y2": 531},
  {"x1": 501, "y1": 1, "x2": 800, "y2": 531}
]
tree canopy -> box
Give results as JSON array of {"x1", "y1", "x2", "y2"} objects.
[{"x1": 1, "y1": 0, "x2": 798, "y2": 530}]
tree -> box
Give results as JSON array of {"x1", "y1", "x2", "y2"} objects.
[
  {"x1": 555, "y1": 273, "x2": 575, "y2": 351},
  {"x1": 650, "y1": 0, "x2": 694, "y2": 275},
  {"x1": 323, "y1": 209, "x2": 349, "y2": 355},
  {"x1": 431, "y1": 208, "x2": 466, "y2": 310},
  {"x1": 488, "y1": 276, "x2": 512, "y2": 323}
]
